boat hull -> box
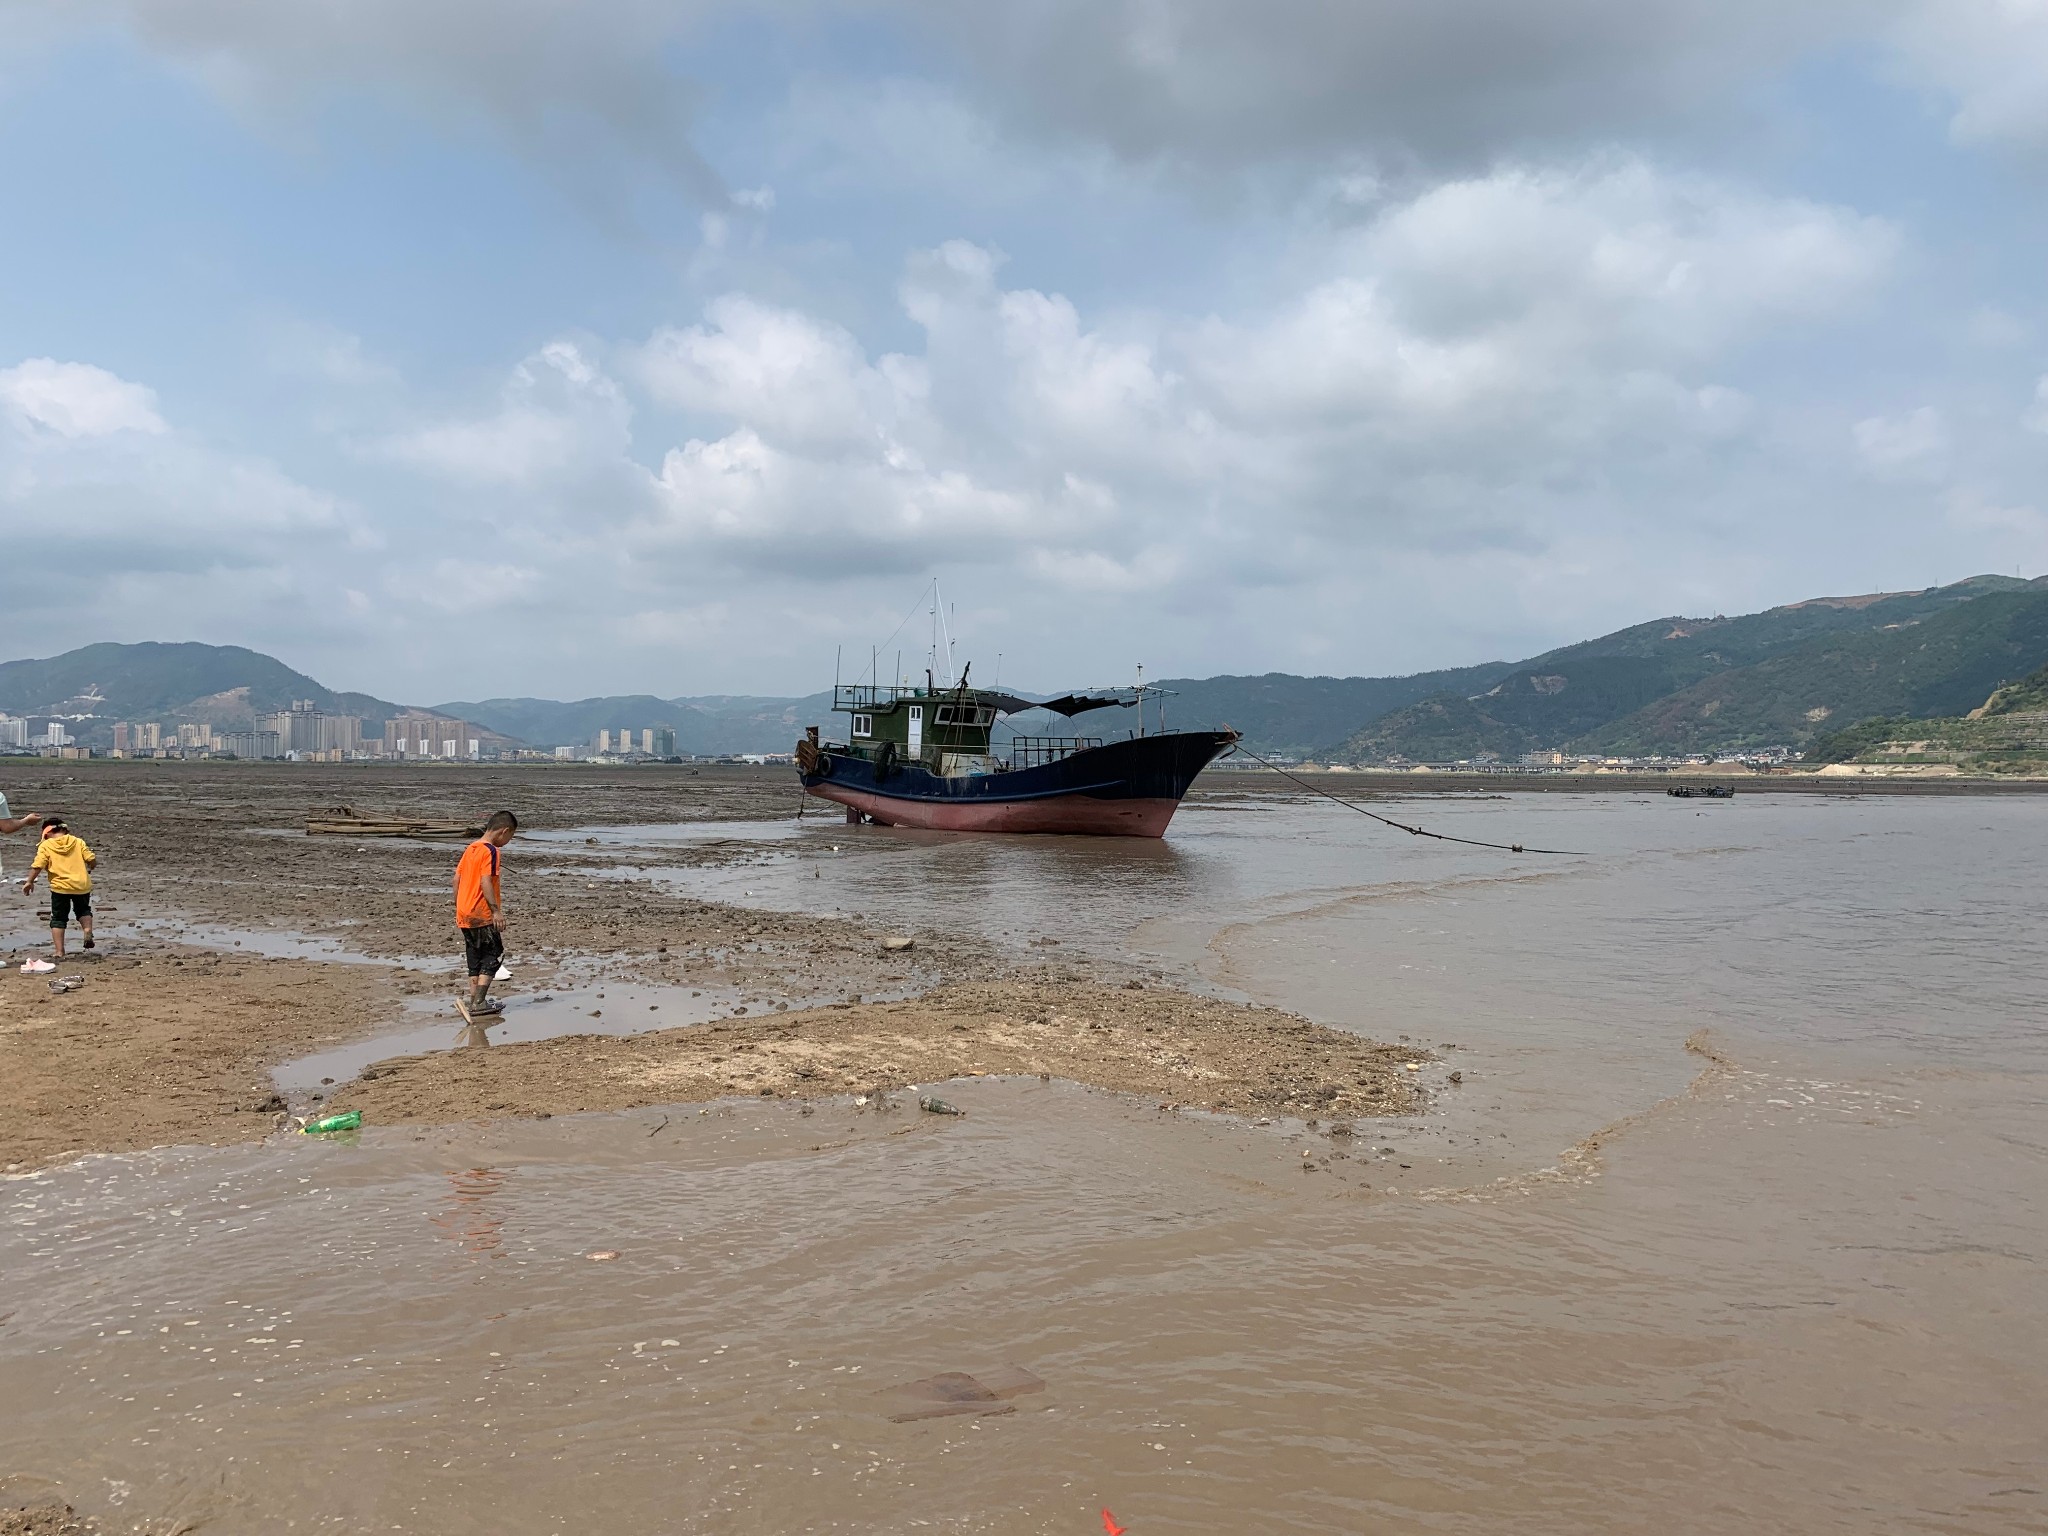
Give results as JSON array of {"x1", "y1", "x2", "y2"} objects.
[{"x1": 799, "y1": 729, "x2": 1237, "y2": 838}]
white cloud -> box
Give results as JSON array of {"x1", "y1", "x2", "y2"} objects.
[
  {"x1": 1891, "y1": 0, "x2": 2048, "y2": 154},
  {"x1": 0, "y1": 356, "x2": 370, "y2": 644},
  {"x1": 612, "y1": 158, "x2": 1896, "y2": 595},
  {"x1": 1853, "y1": 405, "x2": 1950, "y2": 475},
  {"x1": 383, "y1": 341, "x2": 632, "y2": 486},
  {"x1": 2025, "y1": 376, "x2": 2048, "y2": 434},
  {"x1": 0, "y1": 358, "x2": 167, "y2": 437}
]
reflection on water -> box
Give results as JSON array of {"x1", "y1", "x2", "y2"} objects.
[{"x1": 5, "y1": 791, "x2": 2047, "y2": 1534}]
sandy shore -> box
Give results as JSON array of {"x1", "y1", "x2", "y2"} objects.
[
  {"x1": 0, "y1": 762, "x2": 1426, "y2": 1170},
  {"x1": 340, "y1": 979, "x2": 1427, "y2": 1125}
]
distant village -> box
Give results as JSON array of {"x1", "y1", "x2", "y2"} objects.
[
  {"x1": 0, "y1": 701, "x2": 795, "y2": 766},
  {"x1": 0, "y1": 698, "x2": 1800, "y2": 773}
]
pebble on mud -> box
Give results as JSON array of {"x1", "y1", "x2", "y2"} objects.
[{"x1": 585, "y1": 1250, "x2": 621, "y2": 1262}]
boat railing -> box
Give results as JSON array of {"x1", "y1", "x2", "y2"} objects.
[{"x1": 1006, "y1": 736, "x2": 1104, "y2": 769}]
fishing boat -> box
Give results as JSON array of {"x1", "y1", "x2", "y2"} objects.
[{"x1": 794, "y1": 678, "x2": 1239, "y2": 837}]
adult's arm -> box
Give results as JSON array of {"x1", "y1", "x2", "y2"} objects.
[{"x1": 0, "y1": 814, "x2": 39, "y2": 835}]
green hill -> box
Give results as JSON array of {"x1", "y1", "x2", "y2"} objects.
[
  {"x1": 1585, "y1": 588, "x2": 2048, "y2": 754},
  {"x1": 1110, "y1": 666, "x2": 1514, "y2": 758},
  {"x1": 0, "y1": 642, "x2": 404, "y2": 742},
  {"x1": 1328, "y1": 576, "x2": 2048, "y2": 762}
]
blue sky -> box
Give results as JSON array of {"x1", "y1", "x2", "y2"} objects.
[{"x1": 3, "y1": 0, "x2": 2047, "y2": 702}]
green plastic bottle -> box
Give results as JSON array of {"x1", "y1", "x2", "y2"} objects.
[{"x1": 300, "y1": 1109, "x2": 362, "y2": 1135}]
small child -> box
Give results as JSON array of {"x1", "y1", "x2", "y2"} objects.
[
  {"x1": 22, "y1": 817, "x2": 97, "y2": 962},
  {"x1": 455, "y1": 810, "x2": 519, "y2": 1021}
]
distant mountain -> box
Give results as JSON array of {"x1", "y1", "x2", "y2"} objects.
[
  {"x1": 1327, "y1": 575, "x2": 2048, "y2": 762},
  {"x1": 1585, "y1": 586, "x2": 2048, "y2": 755},
  {"x1": 1074, "y1": 666, "x2": 1515, "y2": 759},
  {"x1": 0, "y1": 642, "x2": 407, "y2": 744}
]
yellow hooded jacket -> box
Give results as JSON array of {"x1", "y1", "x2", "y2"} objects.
[{"x1": 32, "y1": 832, "x2": 95, "y2": 894}]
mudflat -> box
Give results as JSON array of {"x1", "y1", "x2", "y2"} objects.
[{"x1": 0, "y1": 761, "x2": 1416, "y2": 1170}]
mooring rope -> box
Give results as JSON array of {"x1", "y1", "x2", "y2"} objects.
[{"x1": 1224, "y1": 742, "x2": 1587, "y2": 857}]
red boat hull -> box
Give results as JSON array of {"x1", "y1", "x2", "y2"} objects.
[{"x1": 809, "y1": 781, "x2": 1181, "y2": 837}]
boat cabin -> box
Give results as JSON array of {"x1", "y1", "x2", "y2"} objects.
[
  {"x1": 828, "y1": 681, "x2": 1133, "y2": 776},
  {"x1": 832, "y1": 683, "x2": 1003, "y2": 773}
]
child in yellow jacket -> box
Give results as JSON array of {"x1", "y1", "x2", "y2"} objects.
[{"x1": 23, "y1": 818, "x2": 97, "y2": 961}]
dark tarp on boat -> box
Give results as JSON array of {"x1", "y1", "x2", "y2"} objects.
[{"x1": 984, "y1": 692, "x2": 1137, "y2": 718}]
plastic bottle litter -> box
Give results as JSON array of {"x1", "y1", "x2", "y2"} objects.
[{"x1": 300, "y1": 1109, "x2": 362, "y2": 1135}]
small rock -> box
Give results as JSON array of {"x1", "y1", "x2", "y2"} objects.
[
  {"x1": 1448, "y1": 1070, "x2": 1463, "y2": 1084},
  {"x1": 880, "y1": 935, "x2": 915, "y2": 953},
  {"x1": 586, "y1": 1250, "x2": 620, "y2": 1262},
  {"x1": 918, "y1": 1095, "x2": 965, "y2": 1116}
]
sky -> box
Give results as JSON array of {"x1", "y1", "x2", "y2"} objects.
[{"x1": 3, "y1": 1, "x2": 2048, "y2": 702}]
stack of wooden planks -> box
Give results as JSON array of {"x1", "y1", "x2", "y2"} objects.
[{"x1": 305, "y1": 806, "x2": 483, "y2": 839}]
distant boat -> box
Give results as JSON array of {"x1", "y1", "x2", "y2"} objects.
[{"x1": 795, "y1": 680, "x2": 1237, "y2": 837}]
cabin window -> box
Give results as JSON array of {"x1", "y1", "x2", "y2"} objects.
[
  {"x1": 852, "y1": 713, "x2": 873, "y2": 738},
  {"x1": 934, "y1": 706, "x2": 993, "y2": 727}
]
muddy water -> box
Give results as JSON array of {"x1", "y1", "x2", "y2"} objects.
[{"x1": 5, "y1": 793, "x2": 2047, "y2": 1533}]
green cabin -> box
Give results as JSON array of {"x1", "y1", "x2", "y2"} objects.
[{"x1": 827, "y1": 681, "x2": 1118, "y2": 776}]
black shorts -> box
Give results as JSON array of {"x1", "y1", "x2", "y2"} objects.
[
  {"x1": 461, "y1": 923, "x2": 504, "y2": 978},
  {"x1": 49, "y1": 891, "x2": 91, "y2": 927}
]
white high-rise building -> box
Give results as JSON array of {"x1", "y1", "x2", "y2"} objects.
[{"x1": 0, "y1": 715, "x2": 27, "y2": 748}]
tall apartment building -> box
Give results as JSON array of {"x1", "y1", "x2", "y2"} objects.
[
  {"x1": 40, "y1": 723, "x2": 72, "y2": 748},
  {"x1": 177, "y1": 723, "x2": 214, "y2": 750},
  {"x1": 137, "y1": 721, "x2": 161, "y2": 750},
  {"x1": 219, "y1": 730, "x2": 282, "y2": 760},
  {"x1": 257, "y1": 701, "x2": 364, "y2": 756},
  {"x1": 0, "y1": 715, "x2": 27, "y2": 748},
  {"x1": 385, "y1": 715, "x2": 477, "y2": 760},
  {"x1": 112, "y1": 723, "x2": 131, "y2": 753},
  {"x1": 651, "y1": 727, "x2": 677, "y2": 757}
]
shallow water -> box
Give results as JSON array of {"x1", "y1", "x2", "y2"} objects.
[{"x1": 4, "y1": 792, "x2": 2046, "y2": 1533}]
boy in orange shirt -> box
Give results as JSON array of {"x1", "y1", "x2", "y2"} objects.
[{"x1": 455, "y1": 811, "x2": 518, "y2": 1021}]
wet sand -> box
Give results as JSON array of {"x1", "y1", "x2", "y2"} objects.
[
  {"x1": 0, "y1": 762, "x2": 1414, "y2": 1172},
  {"x1": 0, "y1": 948, "x2": 399, "y2": 1172},
  {"x1": 339, "y1": 979, "x2": 1428, "y2": 1126}
]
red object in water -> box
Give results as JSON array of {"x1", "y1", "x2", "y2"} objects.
[{"x1": 1101, "y1": 1511, "x2": 1127, "y2": 1536}]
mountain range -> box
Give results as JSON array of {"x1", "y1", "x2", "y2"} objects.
[{"x1": 6, "y1": 572, "x2": 2048, "y2": 760}]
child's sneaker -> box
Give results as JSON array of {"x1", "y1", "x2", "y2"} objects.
[
  {"x1": 471, "y1": 999, "x2": 506, "y2": 1016},
  {"x1": 20, "y1": 958, "x2": 56, "y2": 974}
]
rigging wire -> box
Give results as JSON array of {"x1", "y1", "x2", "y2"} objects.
[
  {"x1": 856, "y1": 578, "x2": 939, "y2": 686},
  {"x1": 1224, "y1": 741, "x2": 1587, "y2": 857}
]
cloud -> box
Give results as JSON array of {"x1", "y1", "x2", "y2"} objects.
[
  {"x1": 615, "y1": 158, "x2": 1894, "y2": 593},
  {"x1": 382, "y1": 341, "x2": 633, "y2": 486},
  {"x1": 1891, "y1": 0, "x2": 2048, "y2": 156},
  {"x1": 1854, "y1": 406, "x2": 1950, "y2": 476},
  {"x1": 17, "y1": 0, "x2": 730, "y2": 204},
  {"x1": 2025, "y1": 376, "x2": 2048, "y2": 434},
  {"x1": 886, "y1": 0, "x2": 1887, "y2": 171},
  {"x1": 0, "y1": 358, "x2": 167, "y2": 437},
  {"x1": 0, "y1": 355, "x2": 368, "y2": 645}
]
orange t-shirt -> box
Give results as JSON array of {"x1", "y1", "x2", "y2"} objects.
[{"x1": 454, "y1": 839, "x2": 502, "y2": 928}]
